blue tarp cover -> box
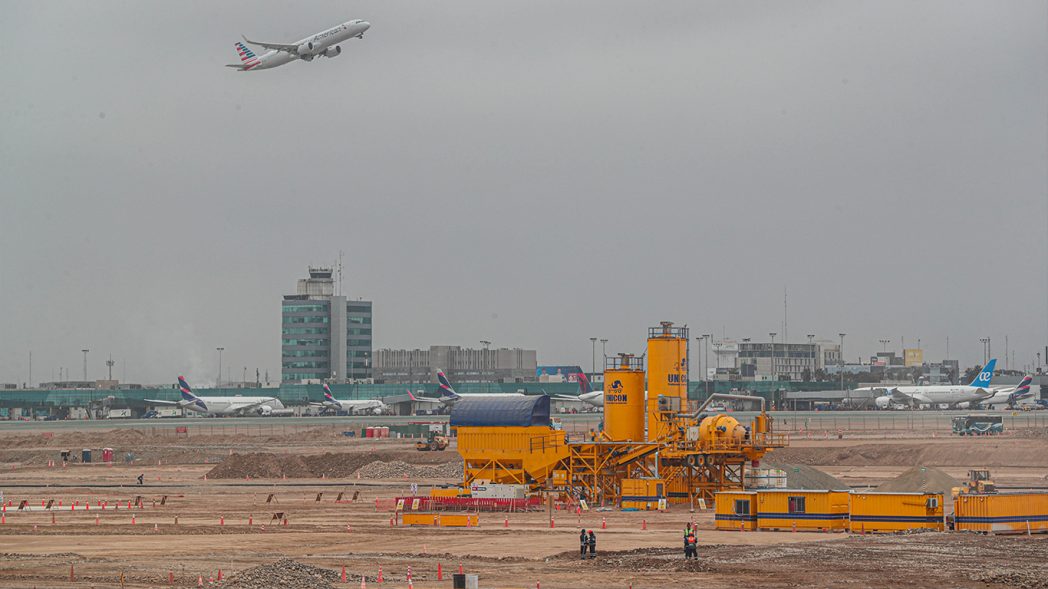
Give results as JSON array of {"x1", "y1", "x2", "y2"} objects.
[{"x1": 449, "y1": 395, "x2": 551, "y2": 427}]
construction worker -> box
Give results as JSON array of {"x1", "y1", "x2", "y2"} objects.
[
  {"x1": 579, "y1": 529, "x2": 588, "y2": 560},
  {"x1": 684, "y1": 530, "x2": 697, "y2": 559},
  {"x1": 136, "y1": 473, "x2": 144, "y2": 485},
  {"x1": 587, "y1": 530, "x2": 596, "y2": 559}
]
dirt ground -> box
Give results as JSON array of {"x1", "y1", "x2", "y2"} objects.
[{"x1": 0, "y1": 429, "x2": 1045, "y2": 588}]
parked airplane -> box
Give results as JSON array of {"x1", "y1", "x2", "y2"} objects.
[
  {"x1": 407, "y1": 370, "x2": 525, "y2": 408},
  {"x1": 553, "y1": 373, "x2": 603, "y2": 408},
  {"x1": 310, "y1": 383, "x2": 386, "y2": 415},
  {"x1": 228, "y1": 19, "x2": 370, "y2": 71},
  {"x1": 146, "y1": 376, "x2": 292, "y2": 416},
  {"x1": 868, "y1": 359, "x2": 997, "y2": 409},
  {"x1": 974, "y1": 376, "x2": 1034, "y2": 409}
]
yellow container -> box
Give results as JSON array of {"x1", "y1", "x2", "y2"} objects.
[
  {"x1": 715, "y1": 491, "x2": 757, "y2": 531},
  {"x1": 756, "y1": 490, "x2": 849, "y2": 531},
  {"x1": 647, "y1": 322, "x2": 689, "y2": 440},
  {"x1": 621, "y1": 478, "x2": 664, "y2": 510},
  {"x1": 849, "y1": 492, "x2": 944, "y2": 533},
  {"x1": 456, "y1": 426, "x2": 569, "y2": 486},
  {"x1": 430, "y1": 488, "x2": 461, "y2": 498},
  {"x1": 402, "y1": 513, "x2": 440, "y2": 526},
  {"x1": 954, "y1": 492, "x2": 1048, "y2": 534},
  {"x1": 603, "y1": 368, "x2": 646, "y2": 442}
]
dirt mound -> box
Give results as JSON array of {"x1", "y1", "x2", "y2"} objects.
[
  {"x1": 877, "y1": 466, "x2": 960, "y2": 494},
  {"x1": 226, "y1": 558, "x2": 339, "y2": 588},
  {"x1": 763, "y1": 461, "x2": 850, "y2": 490},
  {"x1": 205, "y1": 451, "x2": 460, "y2": 480},
  {"x1": 770, "y1": 439, "x2": 1048, "y2": 467}
]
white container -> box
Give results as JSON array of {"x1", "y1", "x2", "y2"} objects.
[{"x1": 465, "y1": 574, "x2": 479, "y2": 589}]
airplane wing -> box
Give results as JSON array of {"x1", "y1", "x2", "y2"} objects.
[
  {"x1": 144, "y1": 399, "x2": 181, "y2": 406},
  {"x1": 242, "y1": 35, "x2": 301, "y2": 54},
  {"x1": 229, "y1": 399, "x2": 276, "y2": 415},
  {"x1": 406, "y1": 389, "x2": 444, "y2": 404},
  {"x1": 552, "y1": 394, "x2": 582, "y2": 401}
]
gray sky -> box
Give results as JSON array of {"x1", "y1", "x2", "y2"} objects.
[{"x1": 1, "y1": 1, "x2": 1046, "y2": 385}]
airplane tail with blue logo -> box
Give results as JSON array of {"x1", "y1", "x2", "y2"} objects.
[
  {"x1": 177, "y1": 376, "x2": 208, "y2": 410},
  {"x1": 436, "y1": 370, "x2": 460, "y2": 400},
  {"x1": 227, "y1": 41, "x2": 261, "y2": 71},
  {"x1": 968, "y1": 359, "x2": 997, "y2": 388}
]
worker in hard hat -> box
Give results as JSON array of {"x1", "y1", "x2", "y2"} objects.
[
  {"x1": 587, "y1": 530, "x2": 596, "y2": 559},
  {"x1": 579, "y1": 529, "x2": 588, "y2": 560},
  {"x1": 684, "y1": 530, "x2": 697, "y2": 559}
]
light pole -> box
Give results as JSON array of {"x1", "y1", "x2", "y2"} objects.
[
  {"x1": 702, "y1": 334, "x2": 712, "y2": 396},
  {"x1": 807, "y1": 334, "x2": 815, "y2": 381},
  {"x1": 838, "y1": 333, "x2": 846, "y2": 393},
  {"x1": 106, "y1": 354, "x2": 115, "y2": 381},
  {"x1": 879, "y1": 339, "x2": 891, "y2": 352},
  {"x1": 979, "y1": 338, "x2": 989, "y2": 364},
  {"x1": 81, "y1": 349, "x2": 89, "y2": 381},
  {"x1": 600, "y1": 339, "x2": 608, "y2": 363},
  {"x1": 216, "y1": 347, "x2": 224, "y2": 387},
  {"x1": 589, "y1": 337, "x2": 597, "y2": 377},
  {"x1": 768, "y1": 333, "x2": 776, "y2": 380}
]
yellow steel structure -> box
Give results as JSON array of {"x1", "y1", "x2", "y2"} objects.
[
  {"x1": 953, "y1": 492, "x2": 1048, "y2": 534},
  {"x1": 452, "y1": 321, "x2": 789, "y2": 507},
  {"x1": 603, "y1": 355, "x2": 646, "y2": 442},
  {"x1": 646, "y1": 322, "x2": 689, "y2": 441},
  {"x1": 849, "y1": 492, "x2": 944, "y2": 533},
  {"x1": 756, "y1": 490, "x2": 849, "y2": 531},
  {"x1": 715, "y1": 491, "x2": 758, "y2": 530}
]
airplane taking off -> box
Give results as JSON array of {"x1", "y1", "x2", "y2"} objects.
[
  {"x1": 146, "y1": 377, "x2": 292, "y2": 416},
  {"x1": 310, "y1": 383, "x2": 386, "y2": 415},
  {"x1": 976, "y1": 375, "x2": 1034, "y2": 409},
  {"x1": 553, "y1": 373, "x2": 604, "y2": 408},
  {"x1": 868, "y1": 359, "x2": 997, "y2": 409},
  {"x1": 228, "y1": 19, "x2": 370, "y2": 71},
  {"x1": 407, "y1": 370, "x2": 526, "y2": 408}
]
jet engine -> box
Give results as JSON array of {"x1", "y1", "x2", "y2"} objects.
[
  {"x1": 874, "y1": 396, "x2": 891, "y2": 409},
  {"x1": 257, "y1": 405, "x2": 273, "y2": 416},
  {"x1": 322, "y1": 46, "x2": 342, "y2": 58},
  {"x1": 297, "y1": 42, "x2": 314, "y2": 55}
]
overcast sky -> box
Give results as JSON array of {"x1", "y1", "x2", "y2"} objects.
[{"x1": 1, "y1": 1, "x2": 1046, "y2": 386}]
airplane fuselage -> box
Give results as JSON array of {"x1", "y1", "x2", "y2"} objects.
[{"x1": 185, "y1": 396, "x2": 286, "y2": 416}]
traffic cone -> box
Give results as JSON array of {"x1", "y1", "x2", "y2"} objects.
[
  {"x1": 95, "y1": 516, "x2": 100, "y2": 526},
  {"x1": 341, "y1": 565, "x2": 347, "y2": 583},
  {"x1": 642, "y1": 519, "x2": 647, "y2": 530},
  {"x1": 248, "y1": 515, "x2": 253, "y2": 526},
  {"x1": 168, "y1": 570, "x2": 174, "y2": 584},
  {"x1": 406, "y1": 565, "x2": 410, "y2": 582},
  {"x1": 220, "y1": 516, "x2": 224, "y2": 526},
  {"x1": 504, "y1": 517, "x2": 508, "y2": 528},
  {"x1": 458, "y1": 564, "x2": 464, "y2": 575},
  {"x1": 217, "y1": 569, "x2": 223, "y2": 581},
  {"x1": 602, "y1": 516, "x2": 606, "y2": 529},
  {"x1": 1, "y1": 514, "x2": 5, "y2": 525},
  {"x1": 360, "y1": 574, "x2": 367, "y2": 589},
  {"x1": 437, "y1": 564, "x2": 443, "y2": 581},
  {"x1": 197, "y1": 575, "x2": 203, "y2": 587},
  {"x1": 550, "y1": 517, "x2": 555, "y2": 529},
  {"x1": 131, "y1": 515, "x2": 136, "y2": 525},
  {"x1": 377, "y1": 566, "x2": 383, "y2": 583}
]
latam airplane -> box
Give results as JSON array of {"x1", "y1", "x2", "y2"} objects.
[
  {"x1": 975, "y1": 376, "x2": 1034, "y2": 409},
  {"x1": 407, "y1": 370, "x2": 526, "y2": 408},
  {"x1": 310, "y1": 383, "x2": 386, "y2": 415},
  {"x1": 553, "y1": 373, "x2": 604, "y2": 408},
  {"x1": 146, "y1": 376, "x2": 292, "y2": 416},
  {"x1": 868, "y1": 359, "x2": 997, "y2": 409},
  {"x1": 228, "y1": 19, "x2": 370, "y2": 71}
]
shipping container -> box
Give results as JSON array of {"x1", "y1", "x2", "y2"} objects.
[
  {"x1": 621, "y1": 478, "x2": 665, "y2": 511},
  {"x1": 715, "y1": 491, "x2": 757, "y2": 530},
  {"x1": 756, "y1": 490, "x2": 849, "y2": 531},
  {"x1": 849, "y1": 492, "x2": 944, "y2": 533},
  {"x1": 954, "y1": 492, "x2": 1048, "y2": 534}
]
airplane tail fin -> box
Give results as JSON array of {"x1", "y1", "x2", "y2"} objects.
[
  {"x1": 436, "y1": 370, "x2": 460, "y2": 399},
  {"x1": 322, "y1": 383, "x2": 336, "y2": 403},
  {"x1": 177, "y1": 376, "x2": 207, "y2": 410},
  {"x1": 406, "y1": 388, "x2": 417, "y2": 401},
  {"x1": 577, "y1": 372, "x2": 593, "y2": 395},
  {"x1": 969, "y1": 359, "x2": 997, "y2": 388},
  {"x1": 1009, "y1": 375, "x2": 1033, "y2": 401},
  {"x1": 231, "y1": 41, "x2": 260, "y2": 70}
]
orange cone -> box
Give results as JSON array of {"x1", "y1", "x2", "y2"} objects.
[
  {"x1": 550, "y1": 517, "x2": 555, "y2": 529},
  {"x1": 437, "y1": 564, "x2": 443, "y2": 581},
  {"x1": 458, "y1": 564, "x2": 464, "y2": 575},
  {"x1": 360, "y1": 574, "x2": 367, "y2": 589},
  {"x1": 377, "y1": 566, "x2": 383, "y2": 583},
  {"x1": 197, "y1": 575, "x2": 203, "y2": 587},
  {"x1": 1, "y1": 514, "x2": 5, "y2": 525},
  {"x1": 217, "y1": 569, "x2": 223, "y2": 581},
  {"x1": 504, "y1": 517, "x2": 508, "y2": 528},
  {"x1": 341, "y1": 565, "x2": 347, "y2": 583},
  {"x1": 642, "y1": 519, "x2": 647, "y2": 530},
  {"x1": 601, "y1": 516, "x2": 606, "y2": 529},
  {"x1": 168, "y1": 570, "x2": 174, "y2": 584}
]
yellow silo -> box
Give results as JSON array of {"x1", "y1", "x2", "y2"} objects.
[
  {"x1": 646, "y1": 321, "x2": 689, "y2": 441},
  {"x1": 602, "y1": 355, "x2": 645, "y2": 442}
]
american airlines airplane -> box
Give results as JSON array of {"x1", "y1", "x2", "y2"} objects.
[
  {"x1": 310, "y1": 383, "x2": 386, "y2": 415},
  {"x1": 867, "y1": 359, "x2": 997, "y2": 409},
  {"x1": 407, "y1": 370, "x2": 525, "y2": 408},
  {"x1": 228, "y1": 19, "x2": 370, "y2": 71},
  {"x1": 146, "y1": 376, "x2": 292, "y2": 416}
]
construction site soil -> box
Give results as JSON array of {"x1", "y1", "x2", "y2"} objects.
[{"x1": 0, "y1": 428, "x2": 1044, "y2": 587}]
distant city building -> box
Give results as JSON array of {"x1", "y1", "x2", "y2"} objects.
[
  {"x1": 903, "y1": 348, "x2": 924, "y2": 368},
  {"x1": 736, "y1": 341, "x2": 840, "y2": 381},
  {"x1": 373, "y1": 346, "x2": 537, "y2": 384},
  {"x1": 281, "y1": 267, "x2": 372, "y2": 383}
]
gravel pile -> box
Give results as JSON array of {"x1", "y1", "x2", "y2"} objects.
[
  {"x1": 226, "y1": 559, "x2": 340, "y2": 588},
  {"x1": 762, "y1": 461, "x2": 850, "y2": 490},
  {"x1": 877, "y1": 466, "x2": 960, "y2": 494},
  {"x1": 355, "y1": 460, "x2": 463, "y2": 479}
]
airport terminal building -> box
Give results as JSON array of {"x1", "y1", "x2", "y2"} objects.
[{"x1": 281, "y1": 267, "x2": 373, "y2": 383}]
